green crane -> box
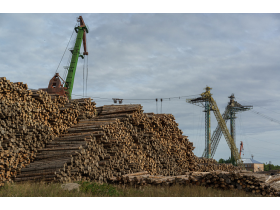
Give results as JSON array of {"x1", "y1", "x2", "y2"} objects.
[
  {"x1": 42, "y1": 16, "x2": 89, "y2": 100},
  {"x1": 65, "y1": 16, "x2": 89, "y2": 99}
]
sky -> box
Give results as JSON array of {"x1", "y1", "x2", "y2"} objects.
[{"x1": 1, "y1": 10, "x2": 280, "y2": 165}]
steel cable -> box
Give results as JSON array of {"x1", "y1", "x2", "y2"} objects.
[{"x1": 55, "y1": 27, "x2": 76, "y2": 74}]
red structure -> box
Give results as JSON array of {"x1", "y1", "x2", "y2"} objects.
[
  {"x1": 239, "y1": 141, "x2": 244, "y2": 158},
  {"x1": 41, "y1": 73, "x2": 68, "y2": 97}
]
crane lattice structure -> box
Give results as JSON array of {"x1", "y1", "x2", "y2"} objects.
[
  {"x1": 186, "y1": 87, "x2": 248, "y2": 168},
  {"x1": 201, "y1": 94, "x2": 252, "y2": 160}
]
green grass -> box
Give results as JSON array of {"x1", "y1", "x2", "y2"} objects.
[
  {"x1": 0, "y1": 182, "x2": 90, "y2": 197},
  {"x1": 0, "y1": 181, "x2": 261, "y2": 197},
  {"x1": 79, "y1": 181, "x2": 121, "y2": 196},
  {"x1": 116, "y1": 184, "x2": 260, "y2": 197}
]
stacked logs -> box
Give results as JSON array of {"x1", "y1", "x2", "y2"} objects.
[
  {"x1": 3, "y1": 77, "x2": 278, "y2": 196},
  {"x1": 0, "y1": 77, "x2": 96, "y2": 186},
  {"x1": 194, "y1": 157, "x2": 243, "y2": 172},
  {"x1": 54, "y1": 106, "x2": 197, "y2": 183},
  {"x1": 109, "y1": 171, "x2": 280, "y2": 197},
  {"x1": 15, "y1": 104, "x2": 243, "y2": 185}
]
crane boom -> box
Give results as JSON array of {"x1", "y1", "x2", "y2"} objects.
[
  {"x1": 42, "y1": 16, "x2": 89, "y2": 100},
  {"x1": 209, "y1": 98, "x2": 243, "y2": 167},
  {"x1": 65, "y1": 16, "x2": 89, "y2": 99}
]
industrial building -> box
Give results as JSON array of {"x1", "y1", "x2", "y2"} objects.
[{"x1": 240, "y1": 158, "x2": 264, "y2": 172}]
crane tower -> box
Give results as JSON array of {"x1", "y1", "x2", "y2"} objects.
[
  {"x1": 200, "y1": 94, "x2": 252, "y2": 161},
  {"x1": 186, "y1": 87, "x2": 250, "y2": 168}
]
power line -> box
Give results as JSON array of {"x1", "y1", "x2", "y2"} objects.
[
  {"x1": 239, "y1": 115, "x2": 280, "y2": 146},
  {"x1": 71, "y1": 93, "x2": 201, "y2": 101},
  {"x1": 236, "y1": 97, "x2": 280, "y2": 115},
  {"x1": 250, "y1": 110, "x2": 280, "y2": 124},
  {"x1": 235, "y1": 97, "x2": 280, "y2": 124},
  {"x1": 236, "y1": 115, "x2": 280, "y2": 162}
]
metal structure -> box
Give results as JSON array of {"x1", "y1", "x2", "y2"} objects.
[
  {"x1": 65, "y1": 16, "x2": 89, "y2": 99},
  {"x1": 227, "y1": 94, "x2": 252, "y2": 161},
  {"x1": 200, "y1": 94, "x2": 252, "y2": 160},
  {"x1": 186, "y1": 86, "x2": 246, "y2": 168},
  {"x1": 41, "y1": 73, "x2": 68, "y2": 97},
  {"x1": 186, "y1": 87, "x2": 213, "y2": 159},
  {"x1": 43, "y1": 16, "x2": 89, "y2": 100},
  {"x1": 112, "y1": 98, "x2": 123, "y2": 104}
]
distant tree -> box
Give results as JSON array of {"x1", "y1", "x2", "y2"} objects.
[
  {"x1": 218, "y1": 158, "x2": 225, "y2": 163},
  {"x1": 217, "y1": 157, "x2": 236, "y2": 165},
  {"x1": 264, "y1": 163, "x2": 280, "y2": 171}
]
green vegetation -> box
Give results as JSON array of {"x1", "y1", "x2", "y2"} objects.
[
  {"x1": 264, "y1": 163, "x2": 280, "y2": 171},
  {"x1": 218, "y1": 157, "x2": 236, "y2": 165},
  {"x1": 0, "y1": 181, "x2": 261, "y2": 197},
  {"x1": 0, "y1": 182, "x2": 90, "y2": 197},
  {"x1": 79, "y1": 181, "x2": 120, "y2": 196}
]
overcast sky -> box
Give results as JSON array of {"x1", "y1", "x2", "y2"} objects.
[{"x1": 1, "y1": 13, "x2": 280, "y2": 165}]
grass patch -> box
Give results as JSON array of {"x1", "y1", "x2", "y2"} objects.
[
  {"x1": 0, "y1": 182, "x2": 261, "y2": 197},
  {"x1": 79, "y1": 181, "x2": 121, "y2": 196},
  {"x1": 0, "y1": 182, "x2": 91, "y2": 197},
  {"x1": 116, "y1": 184, "x2": 260, "y2": 197}
]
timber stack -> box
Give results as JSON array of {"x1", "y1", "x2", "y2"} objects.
[
  {"x1": 195, "y1": 157, "x2": 242, "y2": 172},
  {"x1": 2, "y1": 77, "x2": 279, "y2": 197},
  {"x1": 110, "y1": 171, "x2": 280, "y2": 196},
  {"x1": 0, "y1": 77, "x2": 96, "y2": 186},
  {"x1": 15, "y1": 104, "x2": 242, "y2": 184}
]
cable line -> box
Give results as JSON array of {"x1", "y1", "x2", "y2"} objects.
[
  {"x1": 71, "y1": 94, "x2": 202, "y2": 102},
  {"x1": 83, "y1": 55, "x2": 85, "y2": 97},
  {"x1": 250, "y1": 110, "x2": 280, "y2": 124},
  {"x1": 55, "y1": 27, "x2": 76, "y2": 74},
  {"x1": 236, "y1": 97, "x2": 280, "y2": 115}
]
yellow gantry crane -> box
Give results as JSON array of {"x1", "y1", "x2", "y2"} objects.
[
  {"x1": 187, "y1": 87, "x2": 246, "y2": 169},
  {"x1": 202, "y1": 94, "x2": 252, "y2": 160}
]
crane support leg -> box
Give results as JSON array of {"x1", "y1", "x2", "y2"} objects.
[
  {"x1": 205, "y1": 100, "x2": 211, "y2": 158},
  {"x1": 230, "y1": 111, "x2": 236, "y2": 163}
]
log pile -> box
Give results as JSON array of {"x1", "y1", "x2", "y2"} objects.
[
  {"x1": 15, "y1": 104, "x2": 243, "y2": 185},
  {"x1": 2, "y1": 77, "x2": 279, "y2": 196},
  {"x1": 109, "y1": 171, "x2": 280, "y2": 196},
  {"x1": 195, "y1": 157, "x2": 243, "y2": 172},
  {"x1": 0, "y1": 77, "x2": 96, "y2": 186}
]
